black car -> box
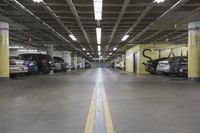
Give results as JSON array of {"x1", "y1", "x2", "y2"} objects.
[
  {"x1": 85, "y1": 62, "x2": 91, "y2": 68},
  {"x1": 145, "y1": 58, "x2": 167, "y2": 74},
  {"x1": 19, "y1": 54, "x2": 54, "y2": 74},
  {"x1": 53, "y1": 56, "x2": 68, "y2": 71}
]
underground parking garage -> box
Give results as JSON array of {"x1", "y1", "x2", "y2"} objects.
[{"x1": 0, "y1": 0, "x2": 200, "y2": 132}]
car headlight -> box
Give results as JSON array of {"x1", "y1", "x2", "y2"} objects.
[{"x1": 29, "y1": 62, "x2": 34, "y2": 66}]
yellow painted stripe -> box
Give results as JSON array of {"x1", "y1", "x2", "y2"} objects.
[
  {"x1": 84, "y1": 88, "x2": 96, "y2": 133},
  {"x1": 102, "y1": 88, "x2": 115, "y2": 133}
]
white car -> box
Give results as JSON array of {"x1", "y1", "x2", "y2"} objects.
[{"x1": 9, "y1": 57, "x2": 28, "y2": 74}]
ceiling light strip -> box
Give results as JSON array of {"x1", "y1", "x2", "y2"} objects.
[
  {"x1": 93, "y1": 0, "x2": 103, "y2": 21},
  {"x1": 96, "y1": 28, "x2": 101, "y2": 44}
]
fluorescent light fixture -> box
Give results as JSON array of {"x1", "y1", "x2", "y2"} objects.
[
  {"x1": 82, "y1": 48, "x2": 86, "y2": 51},
  {"x1": 90, "y1": 55, "x2": 92, "y2": 58},
  {"x1": 109, "y1": 52, "x2": 112, "y2": 55},
  {"x1": 18, "y1": 49, "x2": 38, "y2": 52},
  {"x1": 32, "y1": 0, "x2": 43, "y2": 3},
  {"x1": 69, "y1": 34, "x2": 77, "y2": 41},
  {"x1": 113, "y1": 47, "x2": 117, "y2": 51},
  {"x1": 98, "y1": 51, "x2": 101, "y2": 56},
  {"x1": 9, "y1": 46, "x2": 24, "y2": 49},
  {"x1": 154, "y1": 0, "x2": 165, "y2": 3},
  {"x1": 98, "y1": 45, "x2": 101, "y2": 51},
  {"x1": 121, "y1": 34, "x2": 129, "y2": 41},
  {"x1": 87, "y1": 52, "x2": 90, "y2": 55},
  {"x1": 93, "y1": 0, "x2": 103, "y2": 20},
  {"x1": 96, "y1": 28, "x2": 101, "y2": 44}
]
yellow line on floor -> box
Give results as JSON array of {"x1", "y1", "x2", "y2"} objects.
[
  {"x1": 84, "y1": 88, "x2": 97, "y2": 133},
  {"x1": 102, "y1": 88, "x2": 115, "y2": 133}
]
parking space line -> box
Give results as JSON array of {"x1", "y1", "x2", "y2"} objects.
[
  {"x1": 84, "y1": 88, "x2": 97, "y2": 133},
  {"x1": 102, "y1": 88, "x2": 115, "y2": 133}
]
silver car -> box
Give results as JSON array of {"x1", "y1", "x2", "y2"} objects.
[
  {"x1": 10, "y1": 57, "x2": 28, "y2": 74},
  {"x1": 156, "y1": 56, "x2": 188, "y2": 76}
]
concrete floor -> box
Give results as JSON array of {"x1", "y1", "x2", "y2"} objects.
[{"x1": 0, "y1": 68, "x2": 200, "y2": 133}]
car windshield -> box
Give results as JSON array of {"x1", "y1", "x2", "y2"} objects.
[{"x1": 10, "y1": 56, "x2": 20, "y2": 60}]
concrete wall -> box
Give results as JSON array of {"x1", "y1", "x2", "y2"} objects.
[
  {"x1": 91, "y1": 62, "x2": 109, "y2": 68},
  {"x1": 126, "y1": 43, "x2": 188, "y2": 74}
]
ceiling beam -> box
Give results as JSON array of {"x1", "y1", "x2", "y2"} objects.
[
  {"x1": 3, "y1": 0, "x2": 89, "y2": 59},
  {"x1": 40, "y1": 2, "x2": 72, "y2": 34},
  {"x1": 65, "y1": 0, "x2": 94, "y2": 52},
  {"x1": 126, "y1": 1, "x2": 155, "y2": 35},
  {"x1": 154, "y1": 30, "x2": 181, "y2": 42},
  {"x1": 141, "y1": 30, "x2": 163, "y2": 43},
  {"x1": 169, "y1": 32, "x2": 188, "y2": 41},
  {"x1": 106, "y1": 0, "x2": 130, "y2": 51},
  {"x1": 128, "y1": 0, "x2": 190, "y2": 43}
]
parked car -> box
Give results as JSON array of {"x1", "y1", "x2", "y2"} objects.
[
  {"x1": 14, "y1": 56, "x2": 38, "y2": 75},
  {"x1": 24, "y1": 60, "x2": 38, "y2": 75},
  {"x1": 119, "y1": 61, "x2": 125, "y2": 70},
  {"x1": 85, "y1": 62, "x2": 91, "y2": 68},
  {"x1": 53, "y1": 56, "x2": 68, "y2": 72},
  {"x1": 145, "y1": 58, "x2": 167, "y2": 74},
  {"x1": 19, "y1": 54, "x2": 54, "y2": 74},
  {"x1": 9, "y1": 56, "x2": 28, "y2": 76},
  {"x1": 156, "y1": 56, "x2": 188, "y2": 76}
]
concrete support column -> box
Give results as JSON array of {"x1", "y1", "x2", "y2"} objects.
[
  {"x1": 62, "y1": 51, "x2": 71, "y2": 71},
  {"x1": 114, "y1": 58, "x2": 117, "y2": 69},
  {"x1": 78, "y1": 57, "x2": 82, "y2": 69},
  {"x1": 73, "y1": 54, "x2": 78, "y2": 70},
  {"x1": 188, "y1": 21, "x2": 200, "y2": 81},
  {"x1": 47, "y1": 44, "x2": 54, "y2": 74},
  {"x1": 82, "y1": 58, "x2": 85, "y2": 68},
  {"x1": 0, "y1": 22, "x2": 9, "y2": 80}
]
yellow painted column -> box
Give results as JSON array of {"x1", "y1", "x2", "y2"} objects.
[
  {"x1": 188, "y1": 21, "x2": 200, "y2": 81},
  {"x1": 0, "y1": 22, "x2": 9, "y2": 80}
]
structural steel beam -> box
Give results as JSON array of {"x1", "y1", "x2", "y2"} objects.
[
  {"x1": 128, "y1": 0, "x2": 190, "y2": 43},
  {"x1": 105, "y1": 0, "x2": 130, "y2": 53},
  {"x1": 66, "y1": 0, "x2": 94, "y2": 52}
]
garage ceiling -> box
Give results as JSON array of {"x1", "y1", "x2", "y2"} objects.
[{"x1": 0, "y1": 0, "x2": 200, "y2": 59}]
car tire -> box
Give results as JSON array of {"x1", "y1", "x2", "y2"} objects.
[
  {"x1": 25, "y1": 72, "x2": 31, "y2": 76},
  {"x1": 164, "y1": 73, "x2": 170, "y2": 76},
  {"x1": 150, "y1": 72, "x2": 156, "y2": 75},
  {"x1": 41, "y1": 70, "x2": 50, "y2": 74}
]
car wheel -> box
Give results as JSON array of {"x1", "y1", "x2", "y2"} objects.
[
  {"x1": 41, "y1": 70, "x2": 50, "y2": 74},
  {"x1": 164, "y1": 73, "x2": 170, "y2": 76},
  {"x1": 150, "y1": 72, "x2": 156, "y2": 75},
  {"x1": 25, "y1": 72, "x2": 31, "y2": 76}
]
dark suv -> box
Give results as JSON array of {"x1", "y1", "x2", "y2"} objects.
[{"x1": 19, "y1": 54, "x2": 54, "y2": 74}]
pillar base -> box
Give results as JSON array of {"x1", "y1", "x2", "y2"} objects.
[
  {"x1": 0, "y1": 77, "x2": 9, "y2": 81},
  {"x1": 49, "y1": 70, "x2": 54, "y2": 75},
  {"x1": 188, "y1": 77, "x2": 200, "y2": 82}
]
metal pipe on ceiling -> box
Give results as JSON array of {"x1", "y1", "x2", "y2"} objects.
[
  {"x1": 128, "y1": 0, "x2": 190, "y2": 43},
  {"x1": 40, "y1": 1, "x2": 86, "y2": 49},
  {"x1": 3, "y1": 0, "x2": 89, "y2": 59},
  {"x1": 40, "y1": 2, "x2": 72, "y2": 35},
  {"x1": 154, "y1": 30, "x2": 181, "y2": 42},
  {"x1": 106, "y1": 0, "x2": 130, "y2": 52},
  {"x1": 126, "y1": 1, "x2": 155, "y2": 35},
  {"x1": 105, "y1": 0, "x2": 155, "y2": 58},
  {"x1": 65, "y1": 0, "x2": 94, "y2": 52},
  {"x1": 141, "y1": 30, "x2": 163, "y2": 43}
]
